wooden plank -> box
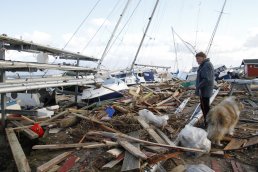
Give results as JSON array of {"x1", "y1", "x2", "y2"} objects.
[
  {"x1": 121, "y1": 132, "x2": 141, "y2": 172},
  {"x1": 211, "y1": 160, "x2": 222, "y2": 172},
  {"x1": 137, "y1": 116, "x2": 166, "y2": 144},
  {"x1": 147, "y1": 152, "x2": 181, "y2": 165},
  {"x1": 118, "y1": 139, "x2": 147, "y2": 160},
  {"x1": 102, "y1": 153, "x2": 124, "y2": 169},
  {"x1": 155, "y1": 128, "x2": 175, "y2": 146},
  {"x1": 33, "y1": 141, "x2": 118, "y2": 150},
  {"x1": 72, "y1": 113, "x2": 121, "y2": 133},
  {"x1": 57, "y1": 155, "x2": 79, "y2": 172},
  {"x1": 224, "y1": 138, "x2": 246, "y2": 151},
  {"x1": 156, "y1": 96, "x2": 173, "y2": 107},
  {"x1": 10, "y1": 121, "x2": 38, "y2": 139},
  {"x1": 48, "y1": 165, "x2": 60, "y2": 172},
  {"x1": 244, "y1": 136, "x2": 258, "y2": 147},
  {"x1": 88, "y1": 131, "x2": 207, "y2": 153},
  {"x1": 37, "y1": 151, "x2": 72, "y2": 172},
  {"x1": 5, "y1": 128, "x2": 31, "y2": 172},
  {"x1": 107, "y1": 148, "x2": 124, "y2": 158}
]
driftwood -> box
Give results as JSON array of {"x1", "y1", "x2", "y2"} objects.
[{"x1": 87, "y1": 131, "x2": 207, "y2": 153}]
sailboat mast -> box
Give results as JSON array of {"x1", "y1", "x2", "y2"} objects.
[
  {"x1": 130, "y1": 0, "x2": 160, "y2": 71},
  {"x1": 97, "y1": 0, "x2": 131, "y2": 70},
  {"x1": 171, "y1": 27, "x2": 178, "y2": 72},
  {"x1": 206, "y1": 0, "x2": 227, "y2": 55}
]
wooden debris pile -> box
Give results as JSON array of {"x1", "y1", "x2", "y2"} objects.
[{"x1": 3, "y1": 81, "x2": 258, "y2": 172}]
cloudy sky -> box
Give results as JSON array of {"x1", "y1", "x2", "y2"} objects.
[{"x1": 1, "y1": 0, "x2": 258, "y2": 72}]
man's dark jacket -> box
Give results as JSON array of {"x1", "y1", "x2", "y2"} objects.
[{"x1": 195, "y1": 58, "x2": 214, "y2": 98}]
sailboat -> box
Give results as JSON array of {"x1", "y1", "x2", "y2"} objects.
[
  {"x1": 81, "y1": 0, "x2": 130, "y2": 103},
  {"x1": 112, "y1": 0, "x2": 161, "y2": 86}
]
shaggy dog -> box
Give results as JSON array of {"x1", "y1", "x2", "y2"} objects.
[{"x1": 207, "y1": 96, "x2": 244, "y2": 146}]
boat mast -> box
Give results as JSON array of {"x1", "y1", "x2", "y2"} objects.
[
  {"x1": 97, "y1": 0, "x2": 131, "y2": 70},
  {"x1": 206, "y1": 0, "x2": 227, "y2": 55},
  {"x1": 171, "y1": 27, "x2": 178, "y2": 72},
  {"x1": 130, "y1": 0, "x2": 160, "y2": 71}
]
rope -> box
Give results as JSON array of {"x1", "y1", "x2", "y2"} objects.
[
  {"x1": 63, "y1": 0, "x2": 102, "y2": 50},
  {"x1": 81, "y1": 0, "x2": 121, "y2": 53}
]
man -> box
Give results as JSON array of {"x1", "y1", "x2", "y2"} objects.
[{"x1": 195, "y1": 52, "x2": 214, "y2": 128}]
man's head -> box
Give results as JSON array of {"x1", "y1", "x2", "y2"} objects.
[{"x1": 195, "y1": 52, "x2": 207, "y2": 65}]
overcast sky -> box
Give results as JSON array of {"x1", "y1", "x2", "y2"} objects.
[{"x1": 1, "y1": 0, "x2": 258, "y2": 72}]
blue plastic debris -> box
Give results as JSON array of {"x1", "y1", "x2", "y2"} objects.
[{"x1": 105, "y1": 106, "x2": 115, "y2": 118}]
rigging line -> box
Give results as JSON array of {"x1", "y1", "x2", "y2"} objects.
[
  {"x1": 105, "y1": 0, "x2": 142, "y2": 55},
  {"x1": 81, "y1": 0, "x2": 121, "y2": 53},
  {"x1": 194, "y1": 1, "x2": 202, "y2": 48},
  {"x1": 171, "y1": 27, "x2": 196, "y2": 55},
  {"x1": 206, "y1": 0, "x2": 227, "y2": 55},
  {"x1": 63, "y1": 0, "x2": 102, "y2": 50},
  {"x1": 97, "y1": 0, "x2": 131, "y2": 70}
]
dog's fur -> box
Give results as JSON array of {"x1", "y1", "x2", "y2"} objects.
[{"x1": 207, "y1": 96, "x2": 244, "y2": 146}]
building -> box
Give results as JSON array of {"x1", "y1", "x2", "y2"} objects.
[{"x1": 241, "y1": 59, "x2": 258, "y2": 78}]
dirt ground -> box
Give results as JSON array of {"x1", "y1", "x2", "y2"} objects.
[{"x1": 1, "y1": 88, "x2": 258, "y2": 172}]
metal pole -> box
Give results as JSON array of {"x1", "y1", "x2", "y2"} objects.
[
  {"x1": 0, "y1": 43, "x2": 6, "y2": 129},
  {"x1": 171, "y1": 27, "x2": 178, "y2": 72},
  {"x1": 206, "y1": 0, "x2": 227, "y2": 55},
  {"x1": 97, "y1": 0, "x2": 131, "y2": 70},
  {"x1": 75, "y1": 58, "x2": 79, "y2": 104},
  {"x1": 130, "y1": 0, "x2": 160, "y2": 70}
]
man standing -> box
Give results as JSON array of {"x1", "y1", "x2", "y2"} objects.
[{"x1": 195, "y1": 52, "x2": 214, "y2": 128}]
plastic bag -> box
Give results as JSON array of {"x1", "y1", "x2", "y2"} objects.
[
  {"x1": 138, "y1": 109, "x2": 169, "y2": 128},
  {"x1": 178, "y1": 125, "x2": 211, "y2": 155},
  {"x1": 186, "y1": 164, "x2": 214, "y2": 172}
]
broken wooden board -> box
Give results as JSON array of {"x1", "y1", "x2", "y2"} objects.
[
  {"x1": 33, "y1": 141, "x2": 118, "y2": 150},
  {"x1": 10, "y1": 121, "x2": 38, "y2": 139},
  {"x1": 88, "y1": 131, "x2": 207, "y2": 153},
  {"x1": 107, "y1": 148, "x2": 124, "y2": 158},
  {"x1": 72, "y1": 113, "x2": 121, "y2": 133},
  {"x1": 147, "y1": 152, "x2": 181, "y2": 165},
  {"x1": 121, "y1": 132, "x2": 141, "y2": 172},
  {"x1": 37, "y1": 151, "x2": 72, "y2": 172},
  {"x1": 136, "y1": 116, "x2": 166, "y2": 144},
  {"x1": 57, "y1": 155, "x2": 79, "y2": 172},
  {"x1": 5, "y1": 128, "x2": 31, "y2": 172},
  {"x1": 102, "y1": 153, "x2": 124, "y2": 169},
  {"x1": 224, "y1": 138, "x2": 247, "y2": 151},
  {"x1": 118, "y1": 139, "x2": 147, "y2": 160},
  {"x1": 244, "y1": 136, "x2": 258, "y2": 147},
  {"x1": 155, "y1": 96, "x2": 173, "y2": 107},
  {"x1": 155, "y1": 128, "x2": 175, "y2": 146},
  {"x1": 211, "y1": 160, "x2": 222, "y2": 172}
]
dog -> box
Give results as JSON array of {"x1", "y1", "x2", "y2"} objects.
[{"x1": 206, "y1": 96, "x2": 244, "y2": 146}]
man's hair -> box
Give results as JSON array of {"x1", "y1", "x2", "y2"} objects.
[{"x1": 195, "y1": 52, "x2": 206, "y2": 58}]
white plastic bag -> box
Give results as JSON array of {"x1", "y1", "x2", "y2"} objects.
[
  {"x1": 186, "y1": 164, "x2": 214, "y2": 172},
  {"x1": 178, "y1": 125, "x2": 211, "y2": 155},
  {"x1": 138, "y1": 109, "x2": 169, "y2": 128}
]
